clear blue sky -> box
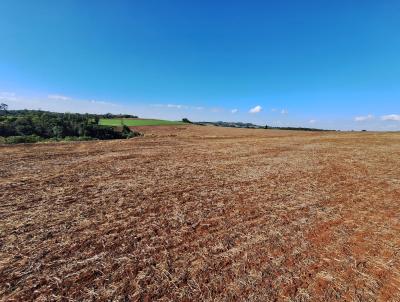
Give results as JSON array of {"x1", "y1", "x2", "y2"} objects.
[{"x1": 1, "y1": 0, "x2": 400, "y2": 130}]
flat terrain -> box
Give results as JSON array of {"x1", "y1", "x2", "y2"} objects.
[
  {"x1": 1, "y1": 125, "x2": 400, "y2": 301},
  {"x1": 99, "y1": 118, "x2": 184, "y2": 126}
]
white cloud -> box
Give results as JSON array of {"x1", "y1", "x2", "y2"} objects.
[
  {"x1": 231, "y1": 109, "x2": 238, "y2": 114},
  {"x1": 280, "y1": 109, "x2": 288, "y2": 115},
  {"x1": 309, "y1": 119, "x2": 317, "y2": 124},
  {"x1": 354, "y1": 114, "x2": 374, "y2": 122},
  {"x1": 249, "y1": 105, "x2": 262, "y2": 113},
  {"x1": 48, "y1": 94, "x2": 71, "y2": 101},
  {"x1": 3, "y1": 92, "x2": 126, "y2": 114},
  {"x1": 381, "y1": 114, "x2": 400, "y2": 121},
  {"x1": 271, "y1": 108, "x2": 277, "y2": 112},
  {"x1": 90, "y1": 99, "x2": 119, "y2": 107},
  {"x1": 151, "y1": 103, "x2": 191, "y2": 109},
  {"x1": 151, "y1": 103, "x2": 207, "y2": 111},
  {"x1": 167, "y1": 104, "x2": 187, "y2": 109},
  {"x1": 0, "y1": 92, "x2": 17, "y2": 101}
]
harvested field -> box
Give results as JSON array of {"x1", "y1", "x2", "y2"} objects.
[{"x1": 1, "y1": 125, "x2": 400, "y2": 301}]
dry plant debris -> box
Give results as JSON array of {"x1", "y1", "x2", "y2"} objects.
[{"x1": 1, "y1": 125, "x2": 400, "y2": 301}]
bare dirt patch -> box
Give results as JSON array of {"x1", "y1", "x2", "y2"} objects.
[{"x1": 1, "y1": 126, "x2": 400, "y2": 301}]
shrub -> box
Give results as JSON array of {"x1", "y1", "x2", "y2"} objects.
[
  {"x1": 125, "y1": 130, "x2": 143, "y2": 138},
  {"x1": 5, "y1": 135, "x2": 43, "y2": 144},
  {"x1": 121, "y1": 125, "x2": 143, "y2": 138},
  {"x1": 63, "y1": 136, "x2": 97, "y2": 141}
]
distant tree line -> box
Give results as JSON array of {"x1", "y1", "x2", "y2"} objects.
[
  {"x1": 193, "y1": 120, "x2": 333, "y2": 131},
  {"x1": 195, "y1": 121, "x2": 263, "y2": 128},
  {"x1": 264, "y1": 125, "x2": 329, "y2": 131},
  {"x1": 102, "y1": 113, "x2": 138, "y2": 119},
  {"x1": 0, "y1": 107, "x2": 141, "y2": 144}
]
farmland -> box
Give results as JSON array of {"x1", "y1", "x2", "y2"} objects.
[
  {"x1": 1, "y1": 125, "x2": 400, "y2": 301},
  {"x1": 99, "y1": 118, "x2": 184, "y2": 127}
]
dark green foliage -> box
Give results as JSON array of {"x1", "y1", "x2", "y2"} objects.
[
  {"x1": 182, "y1": 118, "x2": 192, "y2": 123},
  {"x1": 5, "y1": 135, "x2": 43, "y2": 144},
  {"x1": 0, "y1": 103, "x2": 8, "y2": 115},
  {"x1": 63, "y1": 136, "x2": 96, "y2": 141},
  {"x1": 122, "y1": 125, "x2": 143, "y2": 138},
  {"x1": 0, "y1": 109, "x2": 139, "y2": 143},
  {"x1": 103, "y1": 113, "x2": 138, "y2": 119},
  {"x1": 122, "y1": 125, "x2": 133, "y2": 138}
]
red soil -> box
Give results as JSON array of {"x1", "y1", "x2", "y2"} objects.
[{"x1": 1, "y1": 125, "x2": 400, "y2": 301}]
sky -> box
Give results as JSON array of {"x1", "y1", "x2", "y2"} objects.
[{"x1": 0, "y1": 0, "x2": 400, "y2": 130}]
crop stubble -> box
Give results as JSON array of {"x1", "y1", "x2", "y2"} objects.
[{"x1": 1, "y1": 125, "x2": 400, "y2": 301}]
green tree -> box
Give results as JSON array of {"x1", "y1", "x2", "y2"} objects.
[{"x1": 0, "y1": 103, "x2": 8, "y2": 115}]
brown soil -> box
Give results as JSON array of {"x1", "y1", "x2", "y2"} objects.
[{"x1": 1, "y1": 125, "x2": 400, "y2": 301}]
